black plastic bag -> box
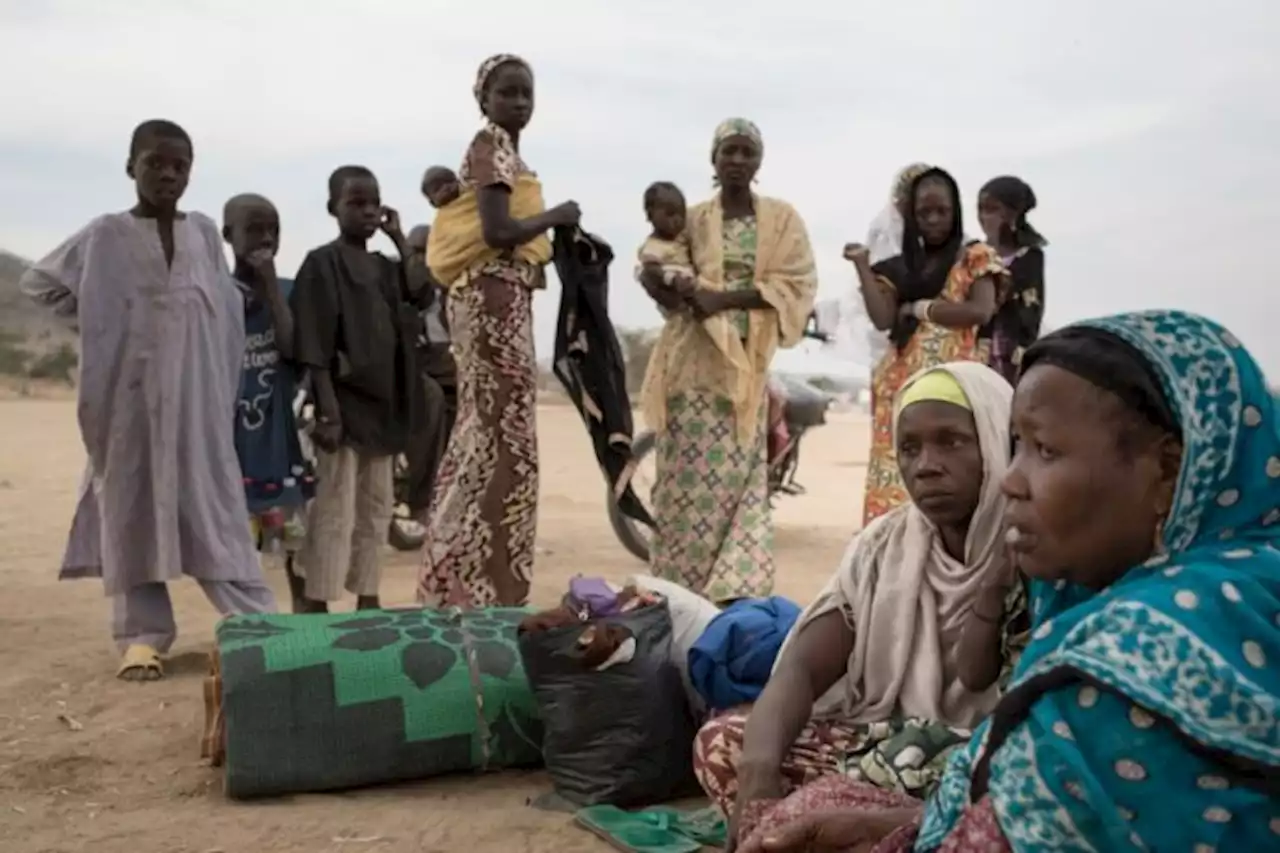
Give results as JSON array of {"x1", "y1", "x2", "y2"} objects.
[{"x1": 517, "y1": 600, "x2": 698, "y2": 806}]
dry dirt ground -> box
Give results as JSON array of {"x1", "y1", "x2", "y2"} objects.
[{"x1": 0, "y1": 396, "x2": 869, "y2": 853}]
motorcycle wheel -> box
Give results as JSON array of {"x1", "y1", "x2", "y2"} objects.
[{"x1": 607, "y1": 430, "x2": 657, "y2": 564}]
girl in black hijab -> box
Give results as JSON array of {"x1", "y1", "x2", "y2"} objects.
[
  {"x1": 977, "y1": 176, "x2": 1046, "y2": 383},
  {"x1": 846, "y1": 166, "x2": 1003, "y2": 525}
]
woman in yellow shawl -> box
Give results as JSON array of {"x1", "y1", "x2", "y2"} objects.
[
  {"x1": 418, "y1": 54, "x2": 581, "y2": 608},
  {"x1": 638, "y1": 118, "x2": 817, "y2": 602}
]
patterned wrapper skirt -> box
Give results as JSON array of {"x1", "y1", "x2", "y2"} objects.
[
  {"x1": 649, "y1": 391, "x2": 772, "y2": 603},
  {"x1": 693, "y1": 709, "x2": 974, "y2": 849},
  {"x1": 731, "y1": 774, "x2": 1012, "y2": 852},
  {"x1": 418, "y1": 275, "x2": 538, "y2": 608}
]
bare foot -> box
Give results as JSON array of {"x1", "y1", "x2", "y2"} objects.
[{"x1": 356, "y1": 596, "x2": 381, "y2": 611}]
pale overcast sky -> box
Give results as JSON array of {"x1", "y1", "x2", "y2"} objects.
[{"x1": 1, "y1": 0, "x2": 1277, "y2": 372}]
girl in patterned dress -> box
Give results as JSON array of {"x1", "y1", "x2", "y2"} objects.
[
  {"x1": 846, "y1": 167, "x2": 1005, "y2": 527},
  {"x1": 636, "y1": 118, "x2": 817, "y2": 603},
  {"x1": 417, "y1": 54, "x2": 580, "y2": 608}
]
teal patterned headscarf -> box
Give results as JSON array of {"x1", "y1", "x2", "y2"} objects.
[{"x1": 918, "y1": 310, "x2": 1280, "y2": 852}]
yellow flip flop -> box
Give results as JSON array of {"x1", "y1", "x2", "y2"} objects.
[{"x1": 117, "y1": 644, "x2": 164, "y2": 681}]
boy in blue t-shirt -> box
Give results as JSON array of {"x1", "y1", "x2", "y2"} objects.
[{"x1": 222, "y1": 194, "x2": 315, "y2": 611}]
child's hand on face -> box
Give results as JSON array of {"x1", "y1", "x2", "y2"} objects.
[
  {"x1": 380, "y1": 206, "x2": 404, "y2": 240},
  {"x1": 246, "y1": 247, "x2": 277, "y2": 288}
]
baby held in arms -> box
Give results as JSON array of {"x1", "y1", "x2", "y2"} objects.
[{"x1": 637, "y1": 181, "x2": 697, "y2": 302}]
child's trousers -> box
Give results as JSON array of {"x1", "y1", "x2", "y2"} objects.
[{"x1": 297, "y1": 447, "x2": 394, "y2": 602}]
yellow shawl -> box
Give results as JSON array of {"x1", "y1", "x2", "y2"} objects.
[
  {"x1": 640, "y1": 194, "x2": 817, "y2": 442},
  {"x1": 426, "y1": 172, "x2": 553, "y2": 287}
]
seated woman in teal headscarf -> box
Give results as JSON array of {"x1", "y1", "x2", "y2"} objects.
[{"x1": 736, "y1": 309, "x2": 1280, "y2": 853}]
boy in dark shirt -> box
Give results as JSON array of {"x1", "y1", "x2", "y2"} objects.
[
  {"x1": 290, "y1": 165, "x2": 415, "y2": 612},
  {"x1": 223, "y1": 194, "x2": 315, "y2": 609}
]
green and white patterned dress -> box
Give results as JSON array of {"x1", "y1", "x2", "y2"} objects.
[{"x1": 649, "y1": 216, "x2": 774, "y2": 603}]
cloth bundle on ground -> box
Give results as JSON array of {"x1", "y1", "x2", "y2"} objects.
[
  {"x1": 425, "y1": 173, "x2": 553, "y2": 287},
  {"x1": 689, "y1": 596, "x2": 801, "y2": 712},
  {"x1": 518, "y1": 589, "x2": 699, "y2": 806},
  {"x1": 625, "y1": 574, "x2": 721, "y2": 716},
  {"x1": 202, "y1": 607, "x2": 543, "y2": 798},
  {"x1": 551, "y1": 226, "x2": 653, "y2": 527}
]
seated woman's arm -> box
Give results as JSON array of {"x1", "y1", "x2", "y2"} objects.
[
  {"x1": 738, "y1": 610, "x2": 855, "y2": 781},
  {"x1": 956, "y1": 578, "x2": 1012, "y2": 692}
]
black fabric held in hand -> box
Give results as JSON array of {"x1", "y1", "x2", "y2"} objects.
[{"x1": 550, "y1": 225, "x2": 653, "y2": 527}]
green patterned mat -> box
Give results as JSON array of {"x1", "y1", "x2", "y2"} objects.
[{"x1": 215, "y1": 607, "x2": 543, "y2": 798}]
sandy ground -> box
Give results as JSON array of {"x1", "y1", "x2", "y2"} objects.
[{"x1": 0, "y1": 397, "x2": 869, "y2": 853}]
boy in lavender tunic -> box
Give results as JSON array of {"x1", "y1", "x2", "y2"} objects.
[{"x1": 20, "y1": 119, "x2": 275, "y2": 681}]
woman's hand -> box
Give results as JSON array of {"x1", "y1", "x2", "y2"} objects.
[
  {"x1": 738, "y1": 808, "x2": 920, "y2": 853},
  {"x1": 979, "y1": 545, "x2": 1020, "y2": 603},
  {"x1": 245, "y1": 248, "x2": 278, "y2": 291},
  {"x1": 843, "y1": 242, "x2": 869, "y2": 264},
  {"x1": 726, "y1": 761, "x2": 786, "y2": 852},
  {"x1": 639, "y1": 263, "x2": 687, "y2": 312},
  {"x1": 547, "y1": 200, "x2": 582, "y2": 228}
]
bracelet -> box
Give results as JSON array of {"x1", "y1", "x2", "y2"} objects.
[{"x1": 912, "y1": 299, "x2": 934, "y2": 322}]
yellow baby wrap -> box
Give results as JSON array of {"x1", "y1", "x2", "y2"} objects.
[{"x1": 426, "y1": 173, "x2": 554, "y2": 287}]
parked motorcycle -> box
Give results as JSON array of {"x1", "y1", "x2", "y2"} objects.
[{"x1": 606, "y1": 371, "x2": 834, "y2": 563}]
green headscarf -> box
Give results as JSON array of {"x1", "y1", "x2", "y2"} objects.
[{"x1": 711, "y1": 117, "x2": 763, "y2": 160}]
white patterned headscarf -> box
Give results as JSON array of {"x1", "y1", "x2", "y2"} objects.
[
  {"x1": 867, "y1": 162, "x2": 931, "y2": 264},
  {"x1": 473, "y1": 53, "x2": 532, "y2": 111}
]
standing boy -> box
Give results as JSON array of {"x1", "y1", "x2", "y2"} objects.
[
  {"x1": 223, "y1": 194, "x2": 315, "y2": 610},
  {"x1": 290, "y1": 166, "x2": 416, "y2": 612},
  {"x1": 20, "y1": 119, "x2": 274, "y2": 680}
]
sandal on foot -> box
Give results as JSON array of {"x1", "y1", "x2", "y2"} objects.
[{"x1": 117, "y1": 644, "x2": 164, "y2": 681}]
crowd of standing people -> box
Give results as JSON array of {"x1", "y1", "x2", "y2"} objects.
[
  {"x1": 18, "y1": 50, "x2": 1052, "y2": 647},
  {"x1": 18, "y1": 49, "x2": 1279, "y2": 852}
]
